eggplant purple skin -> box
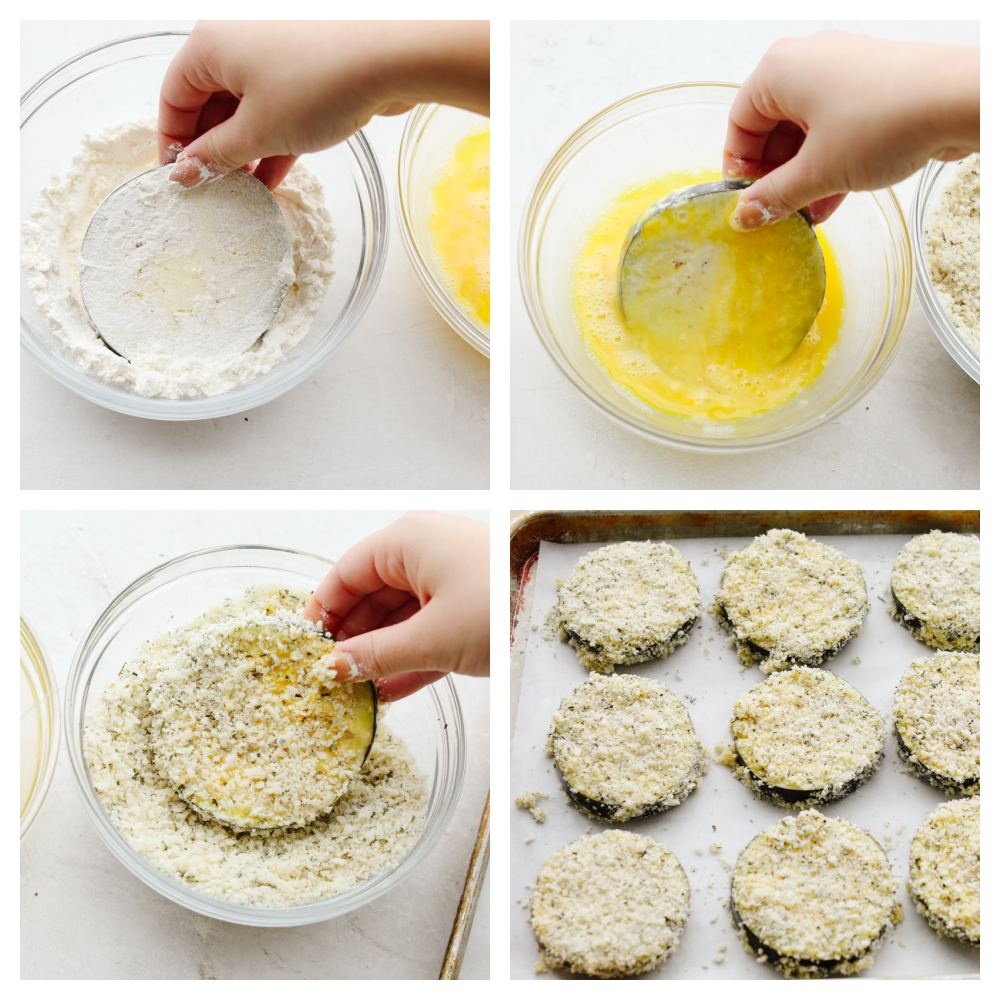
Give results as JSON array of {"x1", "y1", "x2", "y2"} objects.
[
  {"x1": 718, "y1": 603, "x2": 851, "y2": 666},
  {"x1": 732, "y1": 747, "x2": 881, "y2": 807},
  {"x1": 894, "y1": 726, "x2": 977, "y2": 795},
  {"x1": 891, "y1": 588, "x2": 980, "y2": 648},
  {"x1": 555, "y1": 768, "x2": 677, "y2": 822},
  {"x1": 360, "y1": 679, "x2": 378, "y2": 766},
  {"x1": 563, "y1": 617, "x2": 695, "y2": 665}
]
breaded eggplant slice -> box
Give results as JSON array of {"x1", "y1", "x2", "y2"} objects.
[
  {"x1": 531, "y1": 830, "x2": 689, "y2": 978},
  {"x1": 149, "y1": 609, "x2": 377, "y2": 831},
  {"x1": 547, "y1": 673, "x2": 705, "y2": 822},
  {"x1": 728, "y1": 666, "x2": 883, "y2": 808},
  {"x1": 731, "y1": 810, "x2": 901, "y2": 979},
  {"x1": 894, "y1": 652, "x2": 979, "y2": 795},
  {"x1": 556, "y1": 541, "x2": 700, "y2": 673},
  {"x1": 908, "y1": 797, "x2": 980, "y2": 946},
  {"x1": 890, "y1": 531, "x2": 980, "y2": 652},
  {"x1": 715, "y1": 529, "x2": 868, "y2": 673}
]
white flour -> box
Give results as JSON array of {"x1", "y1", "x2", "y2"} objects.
[
  {"x1": 22, "y1": 121, "x2": 336, "y2": 399},
  {"x1": 79, "y1": 166, "x2": 294, "y2": 364}
]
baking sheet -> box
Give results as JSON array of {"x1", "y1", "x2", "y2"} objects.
[{"x1": 510, "y1": 533, "x2": 980, "y2": 980}]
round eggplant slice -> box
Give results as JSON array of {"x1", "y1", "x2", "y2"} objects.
[
  {"x1": 548, "y1": 673, "x2": 705, "y2": 822},
  {"x1": 908, "y1": 798, "x2": 980, "y2": 946},
  {"x1": 715, "y1": 529, "x2": 868, "y2": 673},
  {"x1": 556, "y1": 541, "x2": 700, "y2": 673},
  {"x1": 149, "y1": 608, "x2": 377, "y2": 831},
  {"x1": 890, "y1": 531, "x2": 979, "y2": 652},
  {"x1": 731, "y1": 810, "x2": 901, "y2": 979},
  {"x1": 893, "y1": 652, "x2": 979, "y2": 795},
  {"x1": 531, "y1": 830, "x2": 689, "y2": 978},
  {"x1": 728, "y1": 667, "x2": 883, "y2": 808}
]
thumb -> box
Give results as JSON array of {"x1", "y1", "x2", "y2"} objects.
[
  {"x1": 322, "y1": 604, "x2": 461, "y2": 685},
  {"x1": 168, "y1": 115, "x2": 260, "y2": 189},
  {"x1": 730, "y1": 148, "x2": 833, "y2": 232}
]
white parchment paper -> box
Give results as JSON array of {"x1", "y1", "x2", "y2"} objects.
[{"x1": 510, "y1": 533, "x2": 979, "y2": 980}]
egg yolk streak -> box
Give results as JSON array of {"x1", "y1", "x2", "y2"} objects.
[
  {"x1": 572, "y1": 169, "x2": 843, "y2": 420},
  {"x1": 429, "y1": 127, "x2": 490, "y2": 328}
]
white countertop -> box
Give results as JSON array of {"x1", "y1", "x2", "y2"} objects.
[
  {"x1": 20, "y1": 21, "x2": 489, "y2": 490},
  {"x1": 511, "y1": 20, "x2": 980, "y2": 489},
  {"x1": 20, "y1": 510, "x2": 489, "y2": 980}
]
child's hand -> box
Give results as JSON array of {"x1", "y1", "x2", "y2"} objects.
[
  {"x1": 302, "y1": 511, "x2": 489, "y2": 702},
  {"x1": 724, "y1": 31, "x2": 979, "y2": 230},
  {"x1": 159, "y1": 20, "x2": 489, "y2": 191}
]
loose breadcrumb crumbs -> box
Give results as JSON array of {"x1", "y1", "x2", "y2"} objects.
[{"x1": 515, "y1": 790, "x2": 549, "y2": 823}]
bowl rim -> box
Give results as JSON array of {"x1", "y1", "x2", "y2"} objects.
[
  {"x1": 909, "y1": 156, "x2": 980, "y2": 384},
  {"x1": 518, "y1": 81, "x2": 914, "y2": 453},
  {"x1": 21, "y1": 614, "x2": 62, "y2": 842},
  {"x1": 63, "y1": 543, "x2": 467, "y2": 926},
  {"x1": 396, "y1": 102, "x2": 490, "y2": 358},
  {"x1": 20, "y1": 31, "x2": 389, "y2": 420}
]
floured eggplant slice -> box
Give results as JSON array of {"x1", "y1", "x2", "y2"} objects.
[
  {"x1": 555, "y1": 541, "x2": 700, "y2": 673},
  {"x1": 547, "y1": 673, "x2": 705, "y2": 822},
  {"x1": 531, "y1": 830, "x2": 689, "y2": 978},
  {"x1": 908, "y1": 797, "x2": 980, "y2": 946},
  {"x1": 728, "y1": 666, "x2": 883, "y2": 808},
  {"x1": 890, "y1": 531, "x2": 980, "y2": 652},
  {"x1": 149, "y1": 608, "x2": 376, "y2": 831},
  {"x1": 894, "y1": 652, "x2": 979, "y2": 795},
  {"x1": 731, "y1": 810, "x2": 901, "y2": 979},
  {"x1": 715, "y1": 529, "x2": 869, "y2": 673}
]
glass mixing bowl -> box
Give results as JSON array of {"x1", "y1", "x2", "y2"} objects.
[
  {"x1": 909, "y1": 157, "x2": 980, "y2": 384},
  {"x1": 397, "y1": 104, "x2": 490, "y2": 358},
  {"x1": 519, "y1": 83, "x2": 913, "y2": 453},
  {"x1": 64, "y1": 545, "x2": 465, "y2": 927},
  {"x1": 20, "y1": 32, "x2": 388, "y2": 420},
  {"x1": 21, "y1": 615, "x2": 61, "y2": 841}
]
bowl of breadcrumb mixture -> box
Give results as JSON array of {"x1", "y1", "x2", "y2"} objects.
[
  {"x1": 910, "y1": 155, "x2": 980, "y2": 383},
  {"x1": 21, "y1": 33, "x2": 388, "y2": 419},
  {"x1": 65, "y1": 545, "x2": 465, "y2": 926}
]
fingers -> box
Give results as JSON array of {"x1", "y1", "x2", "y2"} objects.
[
  {"x1": 729, "y1": 145, "x2": 837, "y2": 231},
  {"x1": 376, "y1": 671, "x2": 448, "y2": 703},
  {"x1": 253, "y1": 154, "x2": 300, "y2": 191},
  {"x1": 723, "y1": 78, "x2": 785, "y2": 177}
]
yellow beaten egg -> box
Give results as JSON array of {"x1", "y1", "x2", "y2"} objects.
[
  {"x1": 428, "y1": 127, "x2": 490, "y2": 328},
  {"x1": 572, "y1": 169, "x2": 843, "y2": 421}
]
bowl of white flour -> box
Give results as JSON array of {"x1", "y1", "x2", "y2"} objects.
[
  {"x1": 64, "y1": 544, "x2": 466, "y2": 926},
  {"x1": 21, "y1": 33, "x2": 388, "y2": 419}
]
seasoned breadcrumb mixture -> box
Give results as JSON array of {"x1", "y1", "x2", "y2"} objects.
[
  {"x1": 731, "y1": 810, "x2": 901, "y2": 979},
  {"x1": 149, "y1": 607, "x2": 375, "y2": 830},
  {"x1": 715, "y1": 529, "x2": 869, "y2": 673},
  {"x1": 85, "y1": 585, "x2": 427, "y2": 908},
  {"x1": 925, "y1": 154, "x2": 980, "y2": 353},
  {"x1": 515, "y1": 790, "x2": 549, "y2": 823},
  {"x1": 553, "y1": 541, "x2": 700, "y2": 673},
  {"x1": 908, "y1": 797, "x2": 980, "y2": 945},
  {"x1": 894, "y1": 653, "x2": 979, "y2": 795},
  {"x1": 547, "y1": 673, "x2": 705, "y2": 822},
  {"x1": 729, "y1": 667, "x2": 883, "y2": 808},
  {"x1": 531, "y1": 830, "x2": 690, "y2": 978},
  {"x1": 890, "y1": 531, "x2": 980, "y2": 652}
]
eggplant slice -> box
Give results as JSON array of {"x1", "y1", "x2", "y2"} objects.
[
  {"x1": 893, "y1": 652, "x2": 979, "y2": 795},
  {"x1": 531, "y1": 830, "x2": 690, "y2": 978},
  {"x1": 149, "y1": 609, "x2": 377, "y2": 831},
  {"x1": 548, "y1": 673, "x2": 706, "y2": 823},
  {"x1": 555, "y1": 541, "x2": 700, "y2": 673},
  {"x1": 728, "y1": 667, "x2": 883, "y2": 809},
  {"x1": 715, "y1": 529, "x2": 868, "y2": 673},
  {"x1": 889, "y1": 531, "x2": 979, "y2": 652},
  {"x1": 908, "y1": 798, "x2": 980, "y2": 946},
  {"x1": 731, "y1": 810, "x2": 901, "y2": 979}
]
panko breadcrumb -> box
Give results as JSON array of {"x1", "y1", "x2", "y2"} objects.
[
  {"x1": 85, "y1": 584, "x2": 427, "y2": 908},
  {"x1": 553, "y1": 541, "x2": 700, "y2": 673},
  {"x1": 531, "y1": 830, "x2": 689, "y2": 978}
]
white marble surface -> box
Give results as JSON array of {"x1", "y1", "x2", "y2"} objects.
[
  {"x1": 511, "y1": 20, "x2": 980, "y2": 488},
  {"x1": 20, "y1": 21, "x2": 489, "y2": 490},
  {"x1": 20, "y1": 511, "x2": 489, "y2": 980}
]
